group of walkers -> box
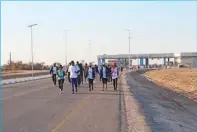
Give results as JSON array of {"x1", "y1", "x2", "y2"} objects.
[{"x1": 50, "y1": 61, "x2": 120, "y2": 94}]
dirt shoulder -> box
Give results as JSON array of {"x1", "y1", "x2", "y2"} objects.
[
  {"x1": 144, "y1": 68, "x2": 197, "y2": 101},
  {"x1": 125, "y1": 71, "x2": 196, "y2": 132},
  {"x1": 2, "y1": 70, "x2": 49, "y2": 80}
]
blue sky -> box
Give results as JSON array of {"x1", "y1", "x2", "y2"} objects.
[{"x1": 1, "y1": 1, "x2": 196, "y2": 65}]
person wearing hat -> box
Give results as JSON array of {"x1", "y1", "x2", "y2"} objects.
[
  {"x1": 100, "y1": 63, "x2": 109, "y2": 91},
  {"x1": 57, "y1": 65, "x2": 66, "y2": 94},
  {"x1": 111, "y1": 62, "x2": 119, "y2": 91},
  {"x1": 50, "y1": 63, "x2": 58, "y2": 85},
  {"x1": 87, "y1": 63, "x2": 95, "y2": 91}
]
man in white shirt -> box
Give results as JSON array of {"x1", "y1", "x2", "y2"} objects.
[
  {"x1": 70, "y1": 61, "x2": 79, "y2": 94},
  {"x1": 50, "y1": 63, "x2": 58, "y2": 85}
]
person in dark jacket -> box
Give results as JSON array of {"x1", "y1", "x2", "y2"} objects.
[
  {"x1": 50, "y1": 63, "x2": 58, "y2": 85},
  {"x1": 100, "y1": 63, "x2": 109, "y2": 91},
  {"x1": 79, "y1": 63, "x2": 84, "y2": 84},
  {"x1": 66, "y1": 62, "x2": 71, "y2": 83},
  {"x1": 87, "y1": 63, "x2": 95, "y2": 91},
  {"x1": 84, "y1": 63, "x2": 89, "y2": 83},
  {"x1": 99, "y1": 64, "x2": 102, "y2": 82},
  {"x1": 76, "y1": 61, "x2": 81, "y2": 86},
  {"x1": 107, "y1": 64, "x2": 112, "y2": 83}
]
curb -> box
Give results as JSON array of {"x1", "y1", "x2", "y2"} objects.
[{"x1": 1, "y1": 75, "x2": 51, "y2": 86}]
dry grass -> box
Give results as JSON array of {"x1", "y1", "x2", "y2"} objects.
[{"x1": 144, "y1": 68, "x2": 197, "y2": 100}]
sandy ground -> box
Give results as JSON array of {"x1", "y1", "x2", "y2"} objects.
[
  {"x1": 2, "y1": 70, "x2": 49, "y2": 75},
  {"x1": 144, "y1": 68, "x2": 197, "y2": 101},
  {"x1": 2, "y1": 70, "x2": 49, "y2": 80}
]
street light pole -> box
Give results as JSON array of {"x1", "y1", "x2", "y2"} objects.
[
  {"x1": 65, "y1": 30, "x2": 68, "y2": 66},
  {"x1": 125, "y1": 29, "x2": 131, "y2": 67},
  {"x1": 28, "y1": 24, "x2": 38, "y2": 77}
]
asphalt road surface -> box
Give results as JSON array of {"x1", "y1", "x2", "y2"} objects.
[
  {"x1": 2, "y1": 77, "x2": 128, "y2": 132},
  {"x1": 2, "y1": 71, "x2": 196, "y2": 132}
]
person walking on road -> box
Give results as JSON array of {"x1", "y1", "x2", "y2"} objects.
[
  {"x1": 50, "y1": 63, "x2": 58, "y2": 85},
  {"x1": 107, "y1": 64, "x2": 112, "y2": 84},
  {"x1": 100, "y1": 63, "x2": 109, "y2": 91},
  {"x1": 68, "y1": 62, "x2": 73, "y2": 87},
  {"x1": 87, "y1": 63, "x2": 95, "y2": 91},
  {"x1": 94, "y1": 64, "x2": 99, "y2": 83},
  {"x1": 76, "y1": 61, "x2": 81, "y2": 87},
  {"x1": 98, "y1": 64, "x2": 102, "y2": 82},
  {"x1": 84, "y1": 63, "x2": 89, "y2": 83},
  {"x1": 111, "y1": 63, "x2": 119, "y2": 91},
  {"x1": 79, "y1": 62, "x2": 84, "y2": 85},
  {"x1": 57, "y1": 65, "x2": 66, "y2": 94},
  {"x1": 70, "y1": 61, "x2": 79, "y2": 94},
  {"x1": 66, "y1": 62, "x2": 71, "y2": 83}
]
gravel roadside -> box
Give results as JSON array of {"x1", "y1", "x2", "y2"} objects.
[
  {"x1": 120, "y1": 72, "x2": 151, "y2": 132},
  {"x1": 123, "y1": 70, "x2": 196, "y2": 132}
]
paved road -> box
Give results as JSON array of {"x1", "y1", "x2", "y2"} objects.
[
  {"x1": 2, "y1": 77, "x2": 128, "y2": 132},
  {"x1": 3, "y1": 70, "x2": 196, "y2": 132}
]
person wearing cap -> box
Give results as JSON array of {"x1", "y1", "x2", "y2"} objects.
[
  {"x1": 83, "y1": 63, "x2": 89, "y2": 83},
  {"x1": 100, "y1": 63, "x2": 109, "y2": 91},
  {"x1": 87, "y1": 63, "x2": 95, "y2": 91},
  {"x1": 70, "y1": 61, "x2": 79, "y2": 94},
  {"x1": 111, "y1": 62, "x2": 119, "y2": 91},
  {"x1": 57, "y1": 65, "x2": 66, "y2": 94},
  {"x1": 50, "y1": 63, "x2": 58, "y2": 85}
]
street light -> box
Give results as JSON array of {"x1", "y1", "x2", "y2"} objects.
[
  {"x1": 65, "y1": 30, "x2": 68, "y2": 66},
  {"x1": 125, "y1": 29, "x2": 131, "y2": 67},
  {"x1": 28, "y1": 24, "x2": 38, "y2": 77}
]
